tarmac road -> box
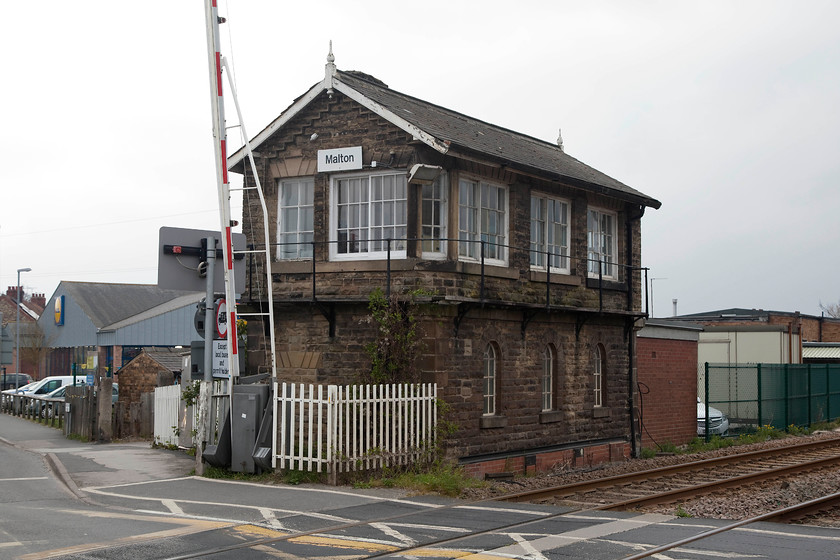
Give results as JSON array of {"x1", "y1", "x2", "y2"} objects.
[{"x1": 2, "y1": 414, "x2": 840, "y2": 559}]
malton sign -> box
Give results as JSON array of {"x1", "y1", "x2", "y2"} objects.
[{"x1": 317, "y1": 146, "x2": 362, "y2": 172}]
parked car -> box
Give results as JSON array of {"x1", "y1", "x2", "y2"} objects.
[
  {"x1": 0, "y1": 373, "x2": 33, "y2": 391},
  {"x1": 46, "y1": 382, "x2": 118, "y2": 403},
  {"x1": 2, "y1": 381, "x2": 36, "y2": 396},
  {"x1": 5, "y1": 376, "x2": 88, "y2": 397},
  {"x1": 697, "y1": 397, "x2": 730, "y2": 436}
]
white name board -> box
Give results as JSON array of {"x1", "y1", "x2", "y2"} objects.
[
  {"x1": 211, "y1": 339, "x2": 231, "y2": 378},
  {"x1": 318, "y1": 146, "x2": 362, "y2": 172}
]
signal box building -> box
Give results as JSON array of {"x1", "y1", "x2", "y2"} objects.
[{"x1": 230, "y1": 51, "x2": 662, "y2": 475}]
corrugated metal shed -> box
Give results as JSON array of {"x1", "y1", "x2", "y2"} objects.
[
  {"x1": 803, "y1": 344, "x2": 840, "y2": 360},
  {"x1": 40, "y1": 281, "x2": 202, "y2": 348}
]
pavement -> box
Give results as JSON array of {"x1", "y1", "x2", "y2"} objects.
[{"x1": 0, "y1": 415, "x2": 197, "y2": 501}]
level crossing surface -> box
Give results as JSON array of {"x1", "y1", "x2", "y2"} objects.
[{"x1": 1, "y1": 415, "x2": 839, "y2": 559}]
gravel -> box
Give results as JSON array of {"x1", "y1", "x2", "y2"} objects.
[{"x1": 460, "y1": 429, "x2": 840, "y2": 527}]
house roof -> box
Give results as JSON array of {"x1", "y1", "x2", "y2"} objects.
[
  {"x1": 119, "y1": 347, "x2": 186, "y2": 373},
  {"x1": 675, "y1": 308, "x2": 835, "y2": 323},
  {"x1": 229, "y1": 53, "x2": 661, "y2": 210},
  {"x1": 101, "y1": 292, "x2": 204, "y2": 332},
  {"x1": 0, "y1": 295, "x2": 40, "y2": 325},
  {"x1": 60, "y1": 282, "x2": 199, "y2": 329}
]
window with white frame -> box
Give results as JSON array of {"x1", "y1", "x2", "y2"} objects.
[
  {"x1": 593, "y1": 345, "x2": 604, "y2": 408},
  {"x1": 483, "y1": 343, "x2": 497, "y2": 415},
  {"x1": 587, "y1": 208, "x2": 617, "y2": 279},
  {"x1": 331, "y1": 172, "x2": 407, "y2": 259},
  {"x1": 277, "y1": 178, "x2": 314, "y2": 260},
  {"x1": 421, "y1": 173, "x2": 448, "y2": 258},
  {"x1": 458, "y1": 178, "x2": 507, "y2": 264},
  {"x1": 541, "y1": 345, "x2": 554, "y2": 411},
  {"x1": 530, "y1": 195, "x2": 570, "y2": 273}
]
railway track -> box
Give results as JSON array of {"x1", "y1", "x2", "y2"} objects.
[{"x1": 500, "y1": 436, "x2": 840, "y2": 512}]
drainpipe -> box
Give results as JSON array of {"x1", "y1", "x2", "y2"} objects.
[{"x1": 627, "y1": 205, "x2": 645, "y2": 458}]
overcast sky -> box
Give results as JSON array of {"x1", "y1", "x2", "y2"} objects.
[{"x1": 2, "y1": 1, "x2": 838, "y2": 318}]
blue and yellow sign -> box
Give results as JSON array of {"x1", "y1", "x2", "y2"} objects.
[{"x1": 54, "y1": 295, "x2": 65, "y2": 326}]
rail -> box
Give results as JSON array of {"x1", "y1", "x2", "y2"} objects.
[
  {"x1": 0, "y1": 392, "x2": 66, "y2": 428},
  {"x1": 244, "y1": 237, "x2": 650, "y2": 337},
  {"x1": 502, "y1": 435, "x2": 840, "y2": 507}
]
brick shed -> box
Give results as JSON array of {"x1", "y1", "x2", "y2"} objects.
[
  {"x1": 636, "y1": 319, "x2": 702, "y2": 448},
  {"x1": 115, "y1": 348, "x2": 185, "y2": 426}
]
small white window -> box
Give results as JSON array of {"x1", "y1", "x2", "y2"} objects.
[
  {"x1": 277, "y1": 178, "x2": 314, "y2": 260},
  {"x1": 531, "y1": 195, "x2": 570, "y2": 273},
  {"x1": 458, "y1": 178, "x2": 508, "y2": 265},
  {"x1": 587, "y1": 208, "x2": 617, "y2": 279},
  {"x1": 542, "y1": 345, "x2": 554, "y2": 411},
  {"x1": 593, "y1": 345, "x2": 604, "y2": 408},
  {"x1": 483, "y1": 344, "x2": 497, "y2": 415},
  {"x1": 330, "y1": 172, "x2": 407, "y2": 260},
  {"x1": 421, "y1": 173, "x2": 448, "y2": 259}
]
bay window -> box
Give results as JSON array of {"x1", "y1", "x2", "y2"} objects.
[
  {"x1": 458, "y1": 178, "x2": 507, "y2": 264},
  {"x1": 421, "y1": 173, "x2": 448, "y2": 258},
  {"x1": 530, "y1": 195, "x2": 570, "y2": 273},
  {"x1": 277, "y1": 178, "x2": 314, "y2": 260},
  {"x1": 331, "y1": 172, "x2": 407, "y2": 260},
  {"x1": 587, "y1": 208, "x2": 617, "y2": 279}
]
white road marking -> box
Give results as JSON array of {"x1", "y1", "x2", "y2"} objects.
[
  {"x1": 0, "y1": 477, "x2": 48, "y2": 482},
  {"x1": 508, "y1": 532, "x2": 550, "y2": 560},
  {"x1": 259, "y1": 507, "x2": 287, "y2": 530},
  {"x1": 602, "y1": 538, "x2": 764, "y2": 558},
  {"x1": 370, "y1": 522, "x2": 417, "y2": 546},
  {"x1": 86, "y1": 487, "x2": 356, "y2": 523},
  {"x1": 162, "y1": 499, "x2": 184, "y2": 515},
  {"x1": 492, "y1": 513, "x2": 673, "y2": 556}
]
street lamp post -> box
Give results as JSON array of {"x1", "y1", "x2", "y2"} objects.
[
  {"x1": 649, "y1": 277, "x2": 667, "y2": 318},
  {"x1": 15, "y1": 267, "x2": 32, "y2": 390}
]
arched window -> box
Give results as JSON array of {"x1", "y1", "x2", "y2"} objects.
[
  {"x1": 541, "y1": 345, "x2": 554, "y2": 411},
  {"x1": 594, "y1": 345, "x2": 604, "y2": 408},
  {"x1": 483, "y1": 343, "x2": 497, "y2": 415}
]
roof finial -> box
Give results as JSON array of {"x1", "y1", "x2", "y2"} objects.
[
  {"x1": 325, "y1": 40, "x2": 336, "y2": 98},
  {"x1": 556, "y1": 128, "x2": 564, "y2": 152}
]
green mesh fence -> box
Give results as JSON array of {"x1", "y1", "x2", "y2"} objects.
[{"x1": 700, "y1": 363, "x2": 840, "y2": 438}]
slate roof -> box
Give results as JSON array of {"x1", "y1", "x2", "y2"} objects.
[
  {"x1": 336, "y1": 71, "x2": 660, "y2": 209},
  {"x1": 229, "y1": 61, "x2": 661, "y2": 210},
  {"x1": 60, "y1": 282, "x2": 199, "y2": 329},
  {"x1": 141, "y1": 348, "x2": 186, "y2": 372}
]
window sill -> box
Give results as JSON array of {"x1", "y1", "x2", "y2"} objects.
[
  {"x1": 273, "y1": 259, "x2": 421, "y2": 274},
  {"x1": 480, "y1": 415, "x2": 508, "y2": 429},
  {"x1": 539, "y1": 410, "x2": 563, "y2": 424},
  {"x1": 529, "y1": 270, "x2": 581, "y2": 286},
  {"x1": 593, "y1": 407, "x2": 611, "y2": 419},
  {"x1": 586, "y1": 277, "x2": 627, "y2": 291}
]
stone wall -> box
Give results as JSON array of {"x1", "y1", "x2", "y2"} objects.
[{"x1": 258, "y1": 301, "x2": 634, "y2": 464}]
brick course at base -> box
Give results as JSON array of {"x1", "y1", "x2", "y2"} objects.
[{"x1": 462, "y1": 441, "x2": 630, "y2": 479}]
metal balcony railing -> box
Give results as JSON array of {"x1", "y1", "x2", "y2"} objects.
[{"x1": 244, "y1": 237, "x2": 650, "y2": 319}]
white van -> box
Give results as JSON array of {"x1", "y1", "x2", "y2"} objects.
[{"x1": 9, "y1": 376, "x2": 89, "y2": 396}]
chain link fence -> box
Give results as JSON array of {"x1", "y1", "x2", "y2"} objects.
[{"x1": 699, "y1": 363, "x2": 840, "y2": 438}]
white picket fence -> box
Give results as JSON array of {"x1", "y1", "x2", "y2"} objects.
[
  {"x1": 153, "y1": 381, "x2": 438, "y2": 474},
  {"x1": 153, "y1": 381, "x2": 229, "y2": 447},
  {"x1": 274, "y1": 382, "x2": 438, "y2": 473},
  {"x1": 153, "y1": 385, "x2": 182, "y2": 446}
]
